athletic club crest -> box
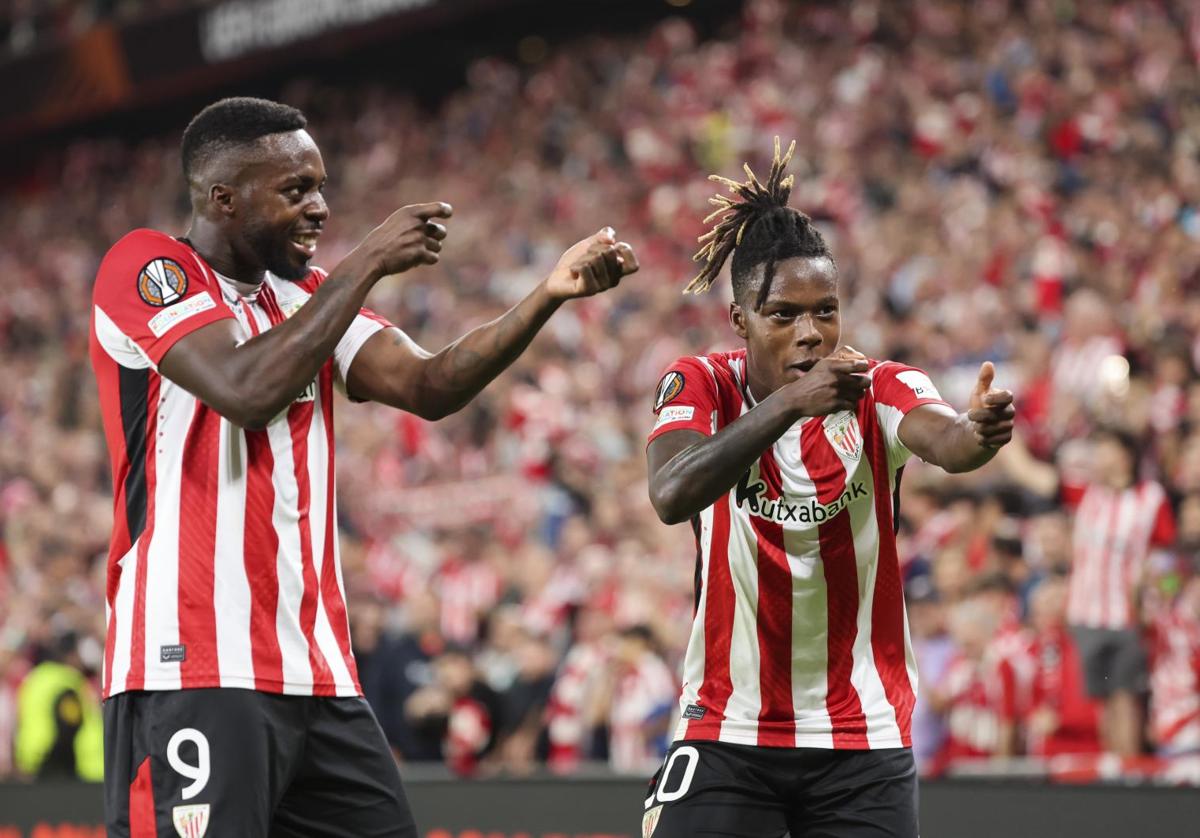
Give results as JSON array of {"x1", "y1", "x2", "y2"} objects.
[
  {"x1": 642, "y1": 803, "x2": 663, "y2": 837},
  {"x1": 824, "y1": 412, "x2": 863, "y2": 460},
  {"x1": 172, "y1": 803, "x2": 210, "y2": 838}
]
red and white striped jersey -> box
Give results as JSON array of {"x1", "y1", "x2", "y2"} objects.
[
  {"x1": 938, "y1": 653, "x2": 1004, "y2": 761},
  {"x1": 1149, "y1": 606, "x2": 1200, "y2": 754},
  {"x1": 1067, "y1": 480, "x2": 1175, "y2": 630},
  {"x1": 90, "y1": 229, "x2": 392, "y2": 699},
  {"x1": 648, "y1": 349, "x2": 950, "y2": 749},
  {"x1": 608, "y1": 649, "x2": 678, "y2": 772}
]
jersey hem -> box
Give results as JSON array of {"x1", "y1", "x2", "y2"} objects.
[
  {"x1": 675, "y1": 718, "x2": 909, "y2": 750},
  {"x1": 104, "y1": 675, "x2": 362, "y2": 700}
]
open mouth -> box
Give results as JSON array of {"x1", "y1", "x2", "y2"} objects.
[
  {"x1": 790, "y1": 359, "x2": 818, "y2": 373},
  {"x1": 290, "y1": 230, "x2": 320, "y2": 258}
]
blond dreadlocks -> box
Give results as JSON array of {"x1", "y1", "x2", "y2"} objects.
[{"x1": 686, "y1": 137, "x2": 833, "y2": 309}]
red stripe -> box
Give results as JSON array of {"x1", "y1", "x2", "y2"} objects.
[
  {"x1": 863, "y1": 407, "x2": 915, "y2": 745},
  {"x1": 244, "y1": 428, "x2": 284, "y2": 689},
  {"x1": 800, "y1": 417, "x2": 867, "y2": 747},
  {"x1": 129, "y1": 756, "x2": 157, "y2": 837},
  {"x1": 288, "y1": 398, "x2": 335, "y2": 694},
  {"x1": 178, "y1": 403, "x2": 221, "y2": 688},
  {"x1": 686, "y1": 490, "x2": 734, "y2": 739},
  {"x1": 126, "y1": 375, "x2": 160, "y2": 692},
  {"x1": 753, "y1": 448, "x2": 794, "y2": 747},
  {"x1": 317, "y1": 369, "x2": 359, "y2": 690},
  {"x1": 258, "y1": 284, "x2": 287, "y2": 326}
]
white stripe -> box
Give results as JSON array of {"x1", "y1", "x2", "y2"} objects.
[
  {"x1": 214, "y1": 421, "x2": 253, "y2": 686},
  {"x1": 93, "y1": 305, "x2": 154, "y2": 369},
  {"x1": 140, "y1": 383, "x2": 193, "y2": 689},
  {"x1": 1109, "y1": 491, "x2": 1138, "y2": 629},
  {"x1": 308, "y1": 392, "x2": 355, "y2": 693},
  {"x1": 107, "y1": 543, "x2": 139, "y2": 695},
  {"x1": 328, "y1": 475, "x2": 359, "y2": 696},
  {"x1": 775, "y1": 423, "x2": 834, "y2": 748},
  {"x1": 673, "y1": 502, "x2": 713, "y2": 741},
  {"x1": 266, "y1": 414, "x2": 315, "y2": 694},
  {"x1": 722, "y1": 502, "x2": 762, "y2": 742}
]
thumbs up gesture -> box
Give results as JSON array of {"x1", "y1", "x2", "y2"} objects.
[{"x1": 966, "y1": 361, "x2": 1015, "y2": 449}]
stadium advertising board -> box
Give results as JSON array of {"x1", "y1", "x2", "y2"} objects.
[{"x1": 3, "y1": 779, "x2": 1200, "y2": 838}]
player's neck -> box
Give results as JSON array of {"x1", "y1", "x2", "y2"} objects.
[{"x1": 184, "y1": 222, "x2": 267, "y2": 286}]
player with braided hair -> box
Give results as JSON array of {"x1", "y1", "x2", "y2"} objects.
[{"x1": 642, "y1": 140, "x2": 1015, "y2": 837}]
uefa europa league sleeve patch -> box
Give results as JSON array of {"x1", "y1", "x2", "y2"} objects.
[
  {"x1": 654, "y1": 371, "x2": 686, "y2": 413},
  {"x1": 138, "y1": 257, "x2": 189, "y2": 307}
]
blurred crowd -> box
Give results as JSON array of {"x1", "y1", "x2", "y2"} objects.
[
  {"x1": 1, "y1": 0, "x2": 205, "y2": 57},
  {"x1": 3, "y1": 0, "x2": 1200, "y2": 782}
]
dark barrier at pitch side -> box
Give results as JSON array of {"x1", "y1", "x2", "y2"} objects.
[{"x1": 1, "y1": 778, "x2": 1198, "y2": 837}]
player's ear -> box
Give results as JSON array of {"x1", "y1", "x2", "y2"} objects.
[
  {"x1": 730, "y1": 302, "x2": 748, "y2": 340},
  {"x1": 209, "y1": 183, "x2": 236, "y2": 217}
]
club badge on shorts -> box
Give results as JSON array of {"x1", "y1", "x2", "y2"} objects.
[
  {"x1": 172, "y1": 803, "x2": 210, "y2": 838},
  {"x1": 642, "y1": 803, "x2": 663, "y2": 837},
  {"x1": 138, "y1": 258, "x2": 189, "y2": 307}
]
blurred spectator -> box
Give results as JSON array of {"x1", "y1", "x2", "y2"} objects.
[
  {"x1": 1148, "y1": 568, "x2": 1200, "y2": 759},
  {"x1": 1068, "y1": 427, "x2": 1174, "y2": 757},
  {"x1": 352, "y1": 591, "x2": 445, "y2": 762},
  {"x1": 404, "y1": 646, "x2": 502, "y2": 776},
  {"x1": 589, "y1": 625, "x2": 675, "y2": 774},
  {"x1": 13, "y1": 631, "x2": 103, "y2": 781},
  {"x1": 1024, "y1": 575, "x2": 1102, "y2": 758},
  {"x1": 931, "y1": 591, "x2": 1006, "y2": 771}
]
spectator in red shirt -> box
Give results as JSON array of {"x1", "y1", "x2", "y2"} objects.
[{"x1": 1025, "y1": 574, "x2": 1102, "y2": 758}]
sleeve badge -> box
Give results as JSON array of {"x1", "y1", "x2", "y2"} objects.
[
  {"x1": 138, "y1": 257, "x2": 189, "y2": 307},
  {"x1": 653, "y1": 371, "x2": 686, "y2": 413}
]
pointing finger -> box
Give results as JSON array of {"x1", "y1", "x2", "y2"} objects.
[
  {"x1": 411, "y1": 202, "x2": 454, "y2": 220},
  {"x1": 615, "y1": 242, "x2": 640, "y2": 275}
]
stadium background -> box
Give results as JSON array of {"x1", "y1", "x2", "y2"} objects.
[{"x1": 2, "y1": 0, "x2": 1200, "y2": 835}]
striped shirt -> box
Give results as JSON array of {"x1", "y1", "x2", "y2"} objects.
[
  {"x1": 648, "y1": 349, "x2": 949, "y2": 749},
  {"x1": 90, "y1": 229, "x2": 389, "y2": 699},
  {"x1": 1067, "y1": 480, "x2": 1174, "y2": 630}
]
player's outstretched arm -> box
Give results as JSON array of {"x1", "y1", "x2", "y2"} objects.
[
  {"x1": 897, "y1": 361, "x2": 1015, "y2": 474},
  {"x1": 648, "y1": 357, "x2": 871, "y2": 524},
  {"x1": 344, "y1": 228, "x2": 638, "y2": 420},
  {"x1": 159, "y1": 203, "x2": 450, "y2": 429}
]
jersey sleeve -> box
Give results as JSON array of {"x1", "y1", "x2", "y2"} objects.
[
  {"x1": 91, "y1": 230, "x2": 234, "y2": 368},
  {"x1": 871, "y1": 361, "x2": 952, "y2": 467},
  {"x1": 646, "y1": 356, "x2": 722, "y2": 444},
  {"x1": 301, "y1": 268, "x2": 398, "y2": 386}
]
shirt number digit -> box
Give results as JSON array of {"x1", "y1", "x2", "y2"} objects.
[
  {"x1": 655, "y1": 745, "x2": 700, "y2": 803},
  {"x1": 166, "y1": 728, "x2": 211, "y2": 801}
]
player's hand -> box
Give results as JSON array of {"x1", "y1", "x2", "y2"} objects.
[
  {"x1": 544, "y1": 227, "x2": 639, "y2": 300},
  {"x1": 358, "y1": 201, "x2": 452, "y2": 277},
  {"x1": 966, "y1": 361, "x2": 1015, "y2": 449},
  {"x1": 783, "y1": 346, "x2": 871, "y2": 417}
]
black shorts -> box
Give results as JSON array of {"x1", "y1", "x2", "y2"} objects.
[
  {"x1": 103, "y1": 688, "x2": 416, "y2": 837},
  {"x1": 642, "y1": 740, "x2": 918, "y2": 838},
  {"x1": 1070, "y1": 626, "x2": 1148, "y2": 698}
]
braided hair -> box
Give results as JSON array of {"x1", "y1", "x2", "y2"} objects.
[{"x1": 687, "y1": 137, "x2": 834, "y2": 310}]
